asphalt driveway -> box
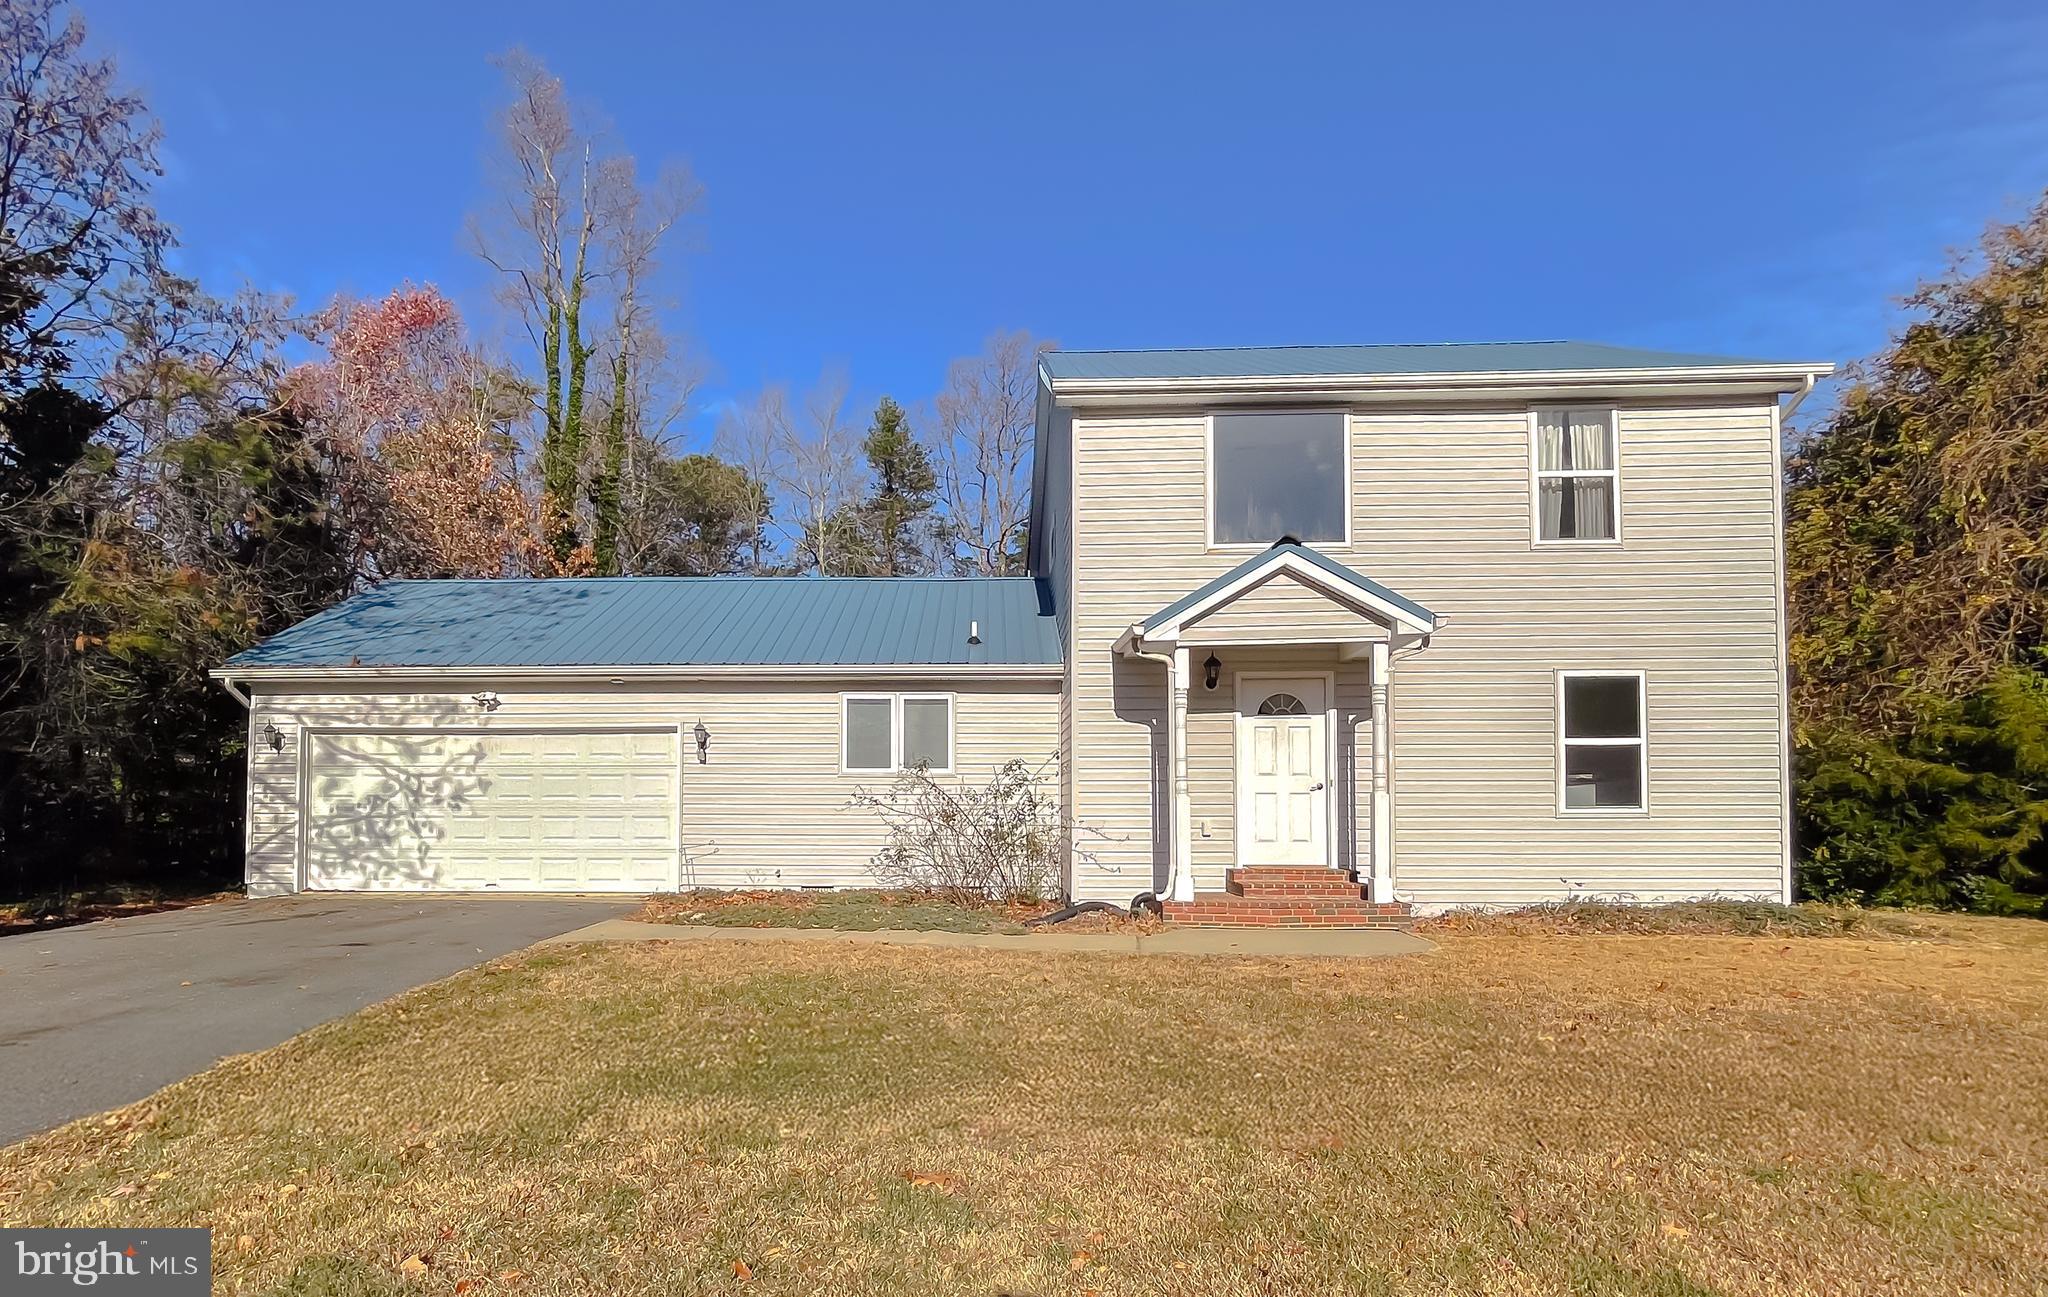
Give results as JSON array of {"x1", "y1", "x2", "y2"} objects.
[{"x1": 0, "y1": 895, "x2": 631, "y2": 1146}]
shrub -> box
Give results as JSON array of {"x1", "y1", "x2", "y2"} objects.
[{"x1": 850, "y1": 758, "x2": 1068, "y2": 903}]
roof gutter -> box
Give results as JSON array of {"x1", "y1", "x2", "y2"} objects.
[
  {"x1": 1047, "y1": 362, "x2": 1837, "y2": 403},
  {"x1": 215, "y1": 674, "x2": 251, "y2": 708}
]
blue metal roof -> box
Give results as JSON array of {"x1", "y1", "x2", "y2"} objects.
[
  {"x1": 1041, "y1": 340, "x2": 1781, "y2": 383},
  {"x1": 1142, "y1": 543, "x2": 1437, "y2": 634},
  {"x1": 224, "y1": 577, "x2": 1062, "y2": 670}
]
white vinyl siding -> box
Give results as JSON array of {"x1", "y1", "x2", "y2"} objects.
[
  {"x1": 1063, "y1": 401, "x2": 1788, "y2": 907},
  {"x1": 1178, "y1": 572, "x2": 1389, "y2": 646},
  {"x1": 244, "y1": 678, "x2": 1056, "y2": 895}
]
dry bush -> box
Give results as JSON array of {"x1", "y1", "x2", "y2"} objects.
[{"x1": 849, "y1": 758, "x2": 1069, "y2": 903}]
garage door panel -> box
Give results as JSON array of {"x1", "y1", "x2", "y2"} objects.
[{"x1": 306, "y1": 730, "x2": 677, "y2": 892}]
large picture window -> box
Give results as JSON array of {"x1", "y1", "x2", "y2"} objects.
[
  {"x1": 1209, "y1": 411, "x2": 1349, "y2": 546},
  {"x1": 1558, "y1": 672, "x2": 1646, "y2": 812},
  {"x1": 841, "y1": 693, "x2": 954, "y2": 773},
  {"x1": 1534, "y1": 409, "x2": 1618, "y2": 542}
]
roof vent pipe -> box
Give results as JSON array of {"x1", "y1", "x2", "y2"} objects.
[{"x1": 968, "y1": 620, "x2": 982, "y2": 645}]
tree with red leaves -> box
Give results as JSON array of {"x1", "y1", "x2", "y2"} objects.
[{"x1": 288, "y1": 285, "x2": 541, "y2": 579}]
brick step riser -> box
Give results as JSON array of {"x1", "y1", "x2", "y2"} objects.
[
  {"x1": 1227, "y1": 868, "x2": 1360, "y2": 882},
  {"x1": 1227, "y1": 882, "x2": 1371, "y2": 898}
]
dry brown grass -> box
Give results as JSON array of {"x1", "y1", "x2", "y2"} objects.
[
  {"x1": 1415, "y1": 898, "x2": 2020, "y2": 942},
  {"x1": 3, "y1": 925, "x2": 2045, "y2": 1295}
]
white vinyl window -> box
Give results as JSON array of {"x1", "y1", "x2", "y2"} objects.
[
  {"x1": 840, "y1": 693, "x2": 954, "y2": 773},
  {"x1": 1533, "y1": 408, "x2": 1619, "y2": 543},
  {"x1": 1558, "y1": 671, "x2": 1646, "y2": 813}
]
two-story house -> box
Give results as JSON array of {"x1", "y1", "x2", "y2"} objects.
[{"x1": 215, "y1": 341, "x2": 1831, "y2": 923}]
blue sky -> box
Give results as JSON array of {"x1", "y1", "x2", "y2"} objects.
[{"x1": 90, "y1": 0, "x2": 2048, "y2": 439}]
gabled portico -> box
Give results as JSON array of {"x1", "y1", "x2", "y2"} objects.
[{"x1": 1114, "y1": 542, "x2": 1439, "y2": 919}]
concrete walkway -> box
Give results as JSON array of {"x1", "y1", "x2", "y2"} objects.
[{"x1": 543, "y1": 917, "x2": 1432, "y2": 958}]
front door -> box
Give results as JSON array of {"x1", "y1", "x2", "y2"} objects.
[{"x1": 1237, "y1": 676, "x2": 1329, "y2": 866}]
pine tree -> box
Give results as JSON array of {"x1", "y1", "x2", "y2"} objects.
[{"x1": 853, "y1": 397, "x2": 939, "y2": 575}]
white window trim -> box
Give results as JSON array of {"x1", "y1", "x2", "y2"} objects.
[
  {"x1": 1556, "y1": 670, "x2": 1648, "y2": 816},
  {"x1": 1528, "y1": 407, "x2": 1623, "y2": 547},
  {"x1": 839, "y1": 691, "x2": 956, "y2": 775},
  {"x1": 1205, "y1": 410, "x2": 1355, "y2": 551}
]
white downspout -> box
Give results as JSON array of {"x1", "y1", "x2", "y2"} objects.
[
  {"x1": 216, "y1": 674, "x2": 251, "y2": 708},
  {"x1": 1780, "y1": 371, "x2": 1819, "y2": 425},
  {"x1": 1126, "y1": 630, "x2": 1190, "y2": 905}
]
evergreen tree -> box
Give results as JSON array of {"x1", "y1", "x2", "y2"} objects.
[{"x1": 849, "y1": 397, "x2": 940, "y2": 576}]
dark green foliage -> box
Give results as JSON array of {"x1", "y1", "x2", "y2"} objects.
[
  {"x1": 812, "y1": 397, "x2": 944, "y2": 576},
  {"x1": 1797, "y1": 671, "x2": 2048, "y2": 915},
  {"x1": 631, "y1": 450, "x2": 770, "y2": 575},
  {"x1": 1788, "y1": 193, "x2": 2048, "y2": 915}
]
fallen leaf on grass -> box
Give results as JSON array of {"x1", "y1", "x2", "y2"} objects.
[
  {"x1": 398, "y1": 1255, "x2": 429, "y2": 1278},
  {"x1": 235, "y1": 1236, "x2": 254, "y2": 1256},
  {"x1": 732, "y1": 1258, "x2": 754, "y2": 1280},
  {"x1": 902, "y1": 1170, "x2": 964, "y2": 1194}
]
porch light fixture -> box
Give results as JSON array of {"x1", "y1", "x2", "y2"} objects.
[
  {"x1": 1203, "y1": 653, "x2": 1221, "y2": 691},
  {"x1": 471, "y1": 691, "x2": 502, "y2": 713},
  {"x1": 261, "y1": 721, "x2": 284, "y2": 753},
  {"x1": 693, "y1": 719, "x2": 710, "y2": 764}
]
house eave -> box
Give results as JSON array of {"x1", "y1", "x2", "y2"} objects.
[{"x1": 1046, "y1": 363, "x2": 1835, "y2": 407}]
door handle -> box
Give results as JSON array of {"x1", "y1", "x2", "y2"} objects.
[{"x1": 1308, "y1": 781, "x2": 1326, "y2": 792}]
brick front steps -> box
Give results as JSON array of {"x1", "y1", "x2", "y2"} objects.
[{"x1": 1162, "y1": 868, "x2": 1415, "y2": 929}]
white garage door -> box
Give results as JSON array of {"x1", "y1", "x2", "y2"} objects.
[{"x1": 305, "y1": 729, "x2": 677, "y2": 892}]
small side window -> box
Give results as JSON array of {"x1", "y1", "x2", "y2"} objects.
[
  {"x1": 1534, "y1": 409, "x2": 1618, "y2": 542},
  {"x1": 843, "y1": 697, "x2": 895, "y2": 772},
  {"x1": 841, "y1": 694, "x2": 955, "y2": 773},
  {"x1": 1559, "y1": 672, "x2": 1646, "y2": 812}
]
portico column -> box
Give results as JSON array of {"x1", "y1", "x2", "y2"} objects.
[
  {"x1": 1368, "y1": 639, "x2": 1394, "y2": 902},
  {"x1": 1171, "y1": 645, "x2": 1195, "y2": 902}
]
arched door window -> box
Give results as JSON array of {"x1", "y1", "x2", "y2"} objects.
[{"x1": 1257, "y1": 692, "x2": 1307, "y2": 716}]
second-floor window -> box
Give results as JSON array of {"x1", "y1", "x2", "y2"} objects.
[
  {"x1": 1534, "y1": 408, "x2": 1618, "y2": 542},
  {"x1": 1209, "y1": 411, "x2": 1350, "y2": 546}
]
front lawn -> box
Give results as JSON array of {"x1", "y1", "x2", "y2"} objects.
[{"x1": 3, "y1": 920, "x2": 2045, "y2": 1294}]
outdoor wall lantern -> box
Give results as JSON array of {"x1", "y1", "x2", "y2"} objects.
[
  {"x1": 1204, "y1": 653, "x2": 1222, "y2": 691},
  {"x1": 471, "y1": 691, "x2": 502, "y2": 713},
  {"x1": 262, "y1": 721, "x2": 284, "y2": 752},
  {"x1": 693, "y1": 720, "x2": 711, "y2": 764}
]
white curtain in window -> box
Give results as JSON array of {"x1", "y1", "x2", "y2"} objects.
[
  {"x1": 1536, "y1": 411, "x2": 1567, "y2": 472},
  {"x1": 1569, "y1": 410, "x2": 1612, "y2": 470}
]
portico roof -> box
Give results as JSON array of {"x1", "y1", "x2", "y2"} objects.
[{"x1": 1135, "y1": 542, "x2": 1439, "y2": 643}]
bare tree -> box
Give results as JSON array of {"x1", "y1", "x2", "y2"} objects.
[
  {"x1": 714, "y1": 386, "x2": 792, "y2": 573},
  {"x1": 588, "y1": 157, "x2": 701, "y2": 573},
  {"x1": 934, "y1": 329, "x2": 1049, "y2": 575},
  {"x1": 776, "y1": 370, "x2": 864, "y2": 575},
  {"x1": 471, "y1": 50, "x2": 699, "y2": 568},
  {"x1": 0, "y1": 0, "x2": 169, "y2": 385}
]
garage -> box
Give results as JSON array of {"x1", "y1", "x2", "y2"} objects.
[{"x1": 303, "y1": 728, "x2": 679, "y2": 892}]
